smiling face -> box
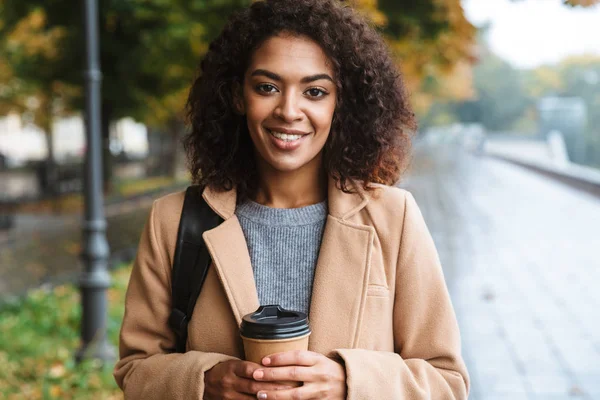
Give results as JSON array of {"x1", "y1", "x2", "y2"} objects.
[{"x1": 236, "y1": 33, "x2": 337, "y2": 177}]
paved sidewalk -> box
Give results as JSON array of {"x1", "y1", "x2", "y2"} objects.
[
  {"x1": 402, "y1": 142, "x2": 600, "y2": 400},
  {"x1": 0, "y1": 194, "x2": 160, "y2": 296}
]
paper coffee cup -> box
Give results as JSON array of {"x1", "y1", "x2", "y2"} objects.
[
  {"x1": 240, "y1": 305, "x2": 311, "y2": 386},
  {"x1": 241, "y1": 334, "x2": 311, "y2": 364}
]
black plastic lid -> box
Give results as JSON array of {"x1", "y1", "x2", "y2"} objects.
[{"x1": 240, "y1": 305, "x2": 311, "y2": 340}]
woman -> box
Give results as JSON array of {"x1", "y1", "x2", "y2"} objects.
[{"x1": 114, "y1": 0, "x2": 469, "y2": 399}]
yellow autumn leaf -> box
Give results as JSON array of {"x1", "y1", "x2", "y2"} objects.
[
  {"x1": 88, "y1": 374, "x2": 102, "y2": 388},
  {"x1": 48, "y1": 362, "x2": 66, "y2": 378},
  {"x1": 64, "y1": 241, "x2": 81, "y2": 255},
  {"x1": 50, "y1": 385, "x2": 62, "y2": 397},
  {"x1": 53, "y1": 285, "x2": 68, "y2": 297}
]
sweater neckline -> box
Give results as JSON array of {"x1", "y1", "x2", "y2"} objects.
[{"x1": 235, "y1": 199, "x2": 328, "y2": 226}]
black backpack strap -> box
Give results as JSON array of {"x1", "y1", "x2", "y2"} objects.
[{"x1": 168, "y1": 185, "x2": 223, "y2": 353}]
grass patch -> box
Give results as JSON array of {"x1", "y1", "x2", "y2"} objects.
[
  {"x1": 0, "y1": 266, "x2": 132, "y2": 399},
  {"x1": 113, "y1": 176, "x2": 181, "y2": 198},
  {"x1": 14, "y1": 176, "x2": 188, "y2": 215}
]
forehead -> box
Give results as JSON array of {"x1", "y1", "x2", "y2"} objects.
[{"x1": 247, "y1": 34, "x2": 334, "y2": 77}]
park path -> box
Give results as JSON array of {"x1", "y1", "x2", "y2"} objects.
[{"x1": 402, "y1": 140, "x2": 600, "y2": 400}]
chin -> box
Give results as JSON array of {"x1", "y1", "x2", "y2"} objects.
[{"x1": 265, "y1": 159, "x2": 306, "y2": 173}]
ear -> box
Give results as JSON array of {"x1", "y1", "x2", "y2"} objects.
[{"x1": 232, "y1": 81, "x2": 246, "y2": 115}]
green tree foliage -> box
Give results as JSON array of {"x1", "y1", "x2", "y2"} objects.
[
  {"x1": 467, "y1": 53, "x2": 529, "y2": 131},
  {"x1": 378, "y1": 0, "x2": 477, "y2": 116},
  {"x1": 419, "y1": 26, "x2": 528, "y2": 132}
]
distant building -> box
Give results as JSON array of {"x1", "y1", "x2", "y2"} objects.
[
  {"x1": 0, "y1": 114, "x2": 47, "y2": 166},
  {"x1": 0, "y1": 113, "x2": 148, "y2": 166},
  {"x1": 537, "y1": 96, "x2": 587, "y2": 164}
]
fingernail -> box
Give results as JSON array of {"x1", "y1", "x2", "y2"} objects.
[
  {"x1": 262, "y1": 357, "x2": 271, "y2": 365},
  {"x1": 254, "y1": 369, "x2": 264, "y2": 379},
  {"x1": 257, "y1": 392, "x2": 267, "y2": 400}
]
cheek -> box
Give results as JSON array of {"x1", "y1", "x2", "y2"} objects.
[
  {"x1": 311, "y1": 103, "x2": 336, "y2": 130},
  {"x1": 246, "y1": 105, "x2": 270, "y2": 124},
  {"x1": 244, "y1": 93, "x2": 273, "y2": 123}
]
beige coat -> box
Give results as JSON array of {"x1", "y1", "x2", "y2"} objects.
[{"x1": 114, "y1": 179, "x2": 469, "y2": 399}]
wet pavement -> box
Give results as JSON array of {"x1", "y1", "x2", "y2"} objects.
[
  {"x1": 401, "y1": 141, "x2": 600, "y2": 400},
  {"x1": 0, "y1": 192, "x2": 173, "y2": 296}
]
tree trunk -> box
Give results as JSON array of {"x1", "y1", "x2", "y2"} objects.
[
  {"x1": 39, "y1": 94, "x2": 60, "y2": 213},
  {"x1": 165, "y1": 118, "x2": 183, "y2": 179},
  {"x1": 43, "y1": 126, "x2": 55, "y2": 193}
]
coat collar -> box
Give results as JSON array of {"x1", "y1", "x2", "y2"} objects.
[{"x1": 202, "y1": 175, "x2": 370, "y2": 221}]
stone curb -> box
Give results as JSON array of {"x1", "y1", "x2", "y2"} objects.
[{"x1": 485, "y1": 150, "x2": 600, "y2": 198}]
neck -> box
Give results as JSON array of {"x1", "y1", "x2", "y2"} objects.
[{"x1": 253, "y1": 158, "x2": 327, "y2": 209}]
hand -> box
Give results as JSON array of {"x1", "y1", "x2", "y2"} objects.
[
  {"x1": 252, "y1": 350, "x2": 347, "y2": 400},
  {"x1": 204, "y1": 360, "x2": 293, "y2": 400}
]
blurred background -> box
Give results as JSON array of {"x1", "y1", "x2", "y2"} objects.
[{"x1": 0, "y1": 0, "x2": 599, "y2": 398}]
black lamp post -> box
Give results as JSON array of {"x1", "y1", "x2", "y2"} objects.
[{"x1": 76, "y1": 0, "x2": 116, "y2": 363}]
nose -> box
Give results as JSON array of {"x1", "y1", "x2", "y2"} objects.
[{"x1": 273, "y1": 92, "x2": 303, "y2": 123}]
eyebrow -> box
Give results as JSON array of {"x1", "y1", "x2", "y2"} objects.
[{"x1": 250, "y1": 69, "x2": 334, "y2": 84}]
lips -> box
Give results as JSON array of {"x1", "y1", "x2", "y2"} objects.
[
  {"x1": 268, "y1": 130, "x2": 303, "y2": 142},
  {"x1": 265, "y1": 127, "x2": 309, "y2": 151},
  {"x1": 265, "y1": 127, "x2": 310, "y2": 136}
]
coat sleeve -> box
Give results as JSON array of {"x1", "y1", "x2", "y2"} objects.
[
  {"x1": 113, "y1": 200, "x2": 237, "y2": 399},
  {"x1": 334, "y1": 192, "x2": 469, "y2": 399}
]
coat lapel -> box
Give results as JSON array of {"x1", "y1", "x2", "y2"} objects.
[
  {"x1": 308, "y1": 179, "x2": 375, "y2": 354},
  {"x1": 201, "y1": 186, "x2": 260, "y2": 326},
  {"x1": 308, "y1": 216, "x2": 375, "y2": 354}
]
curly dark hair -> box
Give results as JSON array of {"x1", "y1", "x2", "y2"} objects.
[{"x1": 184, "y1": 0, "x2": 416, "y2": 200}]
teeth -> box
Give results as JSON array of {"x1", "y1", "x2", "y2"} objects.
[{"x1": 270, "y1": 131, "x2": 302, "y2": 142}]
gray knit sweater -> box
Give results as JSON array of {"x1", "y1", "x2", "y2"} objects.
[{"x1": 235, "y1": 199, "x2": 328, "y2": 315}]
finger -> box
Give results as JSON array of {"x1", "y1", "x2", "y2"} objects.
[
  {"x1": 234, "y1": 377, "x2": 294, "y2": 395},
  {"x1": 227, "y1": 392, "x2": 255, "y2": 400},
  {"x1": 234, "y1": 361, "x2": 262, "y2": 379},
  {"x1": 262, "y1": 350, "x2": 321, "y2": 367},
  {"x1": 253, "y1": 366, "x2": 314, "y2": 382},
  {"x1": 257, "y1": 385, "x2": 316, "y2": 400}
]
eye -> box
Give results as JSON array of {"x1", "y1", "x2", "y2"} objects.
[
  {"x1": 305, "y1": 88, "x2": 327, "y2": 98},
  {"x1": 256, "y1": 83, "x2": 278, "y2": 94}
]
